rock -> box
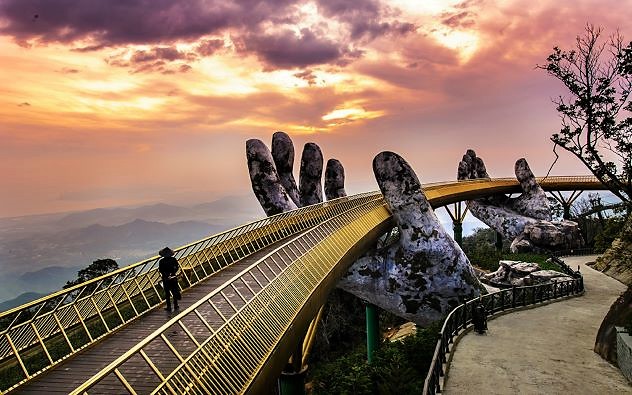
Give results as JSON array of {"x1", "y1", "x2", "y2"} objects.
[
  {"x1": 526, "y1": 270, "x2": 572, "y2": 285},
  {"x1": 338, "y1": 152, "x2": 484, "y2": 326},
  {"x1": 299, "y1": 143, "x2": 324, "y2": 206},
  {"x1": 503, "y1": 260, "x2": 541, "y2": 274},
  {"x1": 484, "y1": 260, "x2": 539, "y2": 284},
  {"x1": 595, "y1": 286, "x2": 632, "y2": 363},
  {"x1": 593, "y1": 214, "x2": 632, "y2": 285},
  {"x1": 482, "y1": 260, "x2": 570, "y2": 287},
  {"x1": 324, "y1": 159, "x2": 346, "y2": 200},
  {"x1": 593, "y1": 214, "x2": 632, "y2": 364}
]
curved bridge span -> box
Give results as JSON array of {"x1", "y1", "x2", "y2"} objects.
[{"x1": 0, "y1": 176, "x2": 605, "y2": 394}]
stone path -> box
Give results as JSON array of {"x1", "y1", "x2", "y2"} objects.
[{"x1": 444, "y1": 255, "x2": 631, "y2": 395}]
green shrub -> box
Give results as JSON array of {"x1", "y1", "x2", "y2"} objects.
[{"x1": 309, "y1": 320, "x2": 442, "y2": 395}]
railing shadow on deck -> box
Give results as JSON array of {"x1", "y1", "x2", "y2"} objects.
[{"x1": 422, "y1": 253, "x2": 588, "y2": 394}]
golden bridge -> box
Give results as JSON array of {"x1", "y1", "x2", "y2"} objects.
[{"x1": 0, "y1": 176, "x2": 606, "y2": 394}]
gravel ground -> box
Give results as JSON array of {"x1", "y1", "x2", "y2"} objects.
[{"x1": 444, "y1": 255, "x2": 631, "y2": 395}]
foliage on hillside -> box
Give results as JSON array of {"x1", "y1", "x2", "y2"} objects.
[
  {"x1": 309, "y1": 321, "x2": 442, "y2": 395},
  {"x1": 461, "y1": 228, "x2": 554, "y2": 272}
]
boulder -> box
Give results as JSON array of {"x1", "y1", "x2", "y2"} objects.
[
  {"x1": 482, "y1": 260, "x2": 570, "y2": 287},
  {"x1": 595, "y1": 286, "x2": 632, "y2": 363},
  {"x1": 526, "y1": 270, "x2": 572, "y2": 285}
]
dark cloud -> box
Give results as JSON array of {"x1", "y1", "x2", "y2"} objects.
[
  {"x1": 317, "y1": 0, "x2": 416, "y2": 39},
  {"x1": 0, "y1": 0, "x2": 297, "y2": 47},
  {"x1": 130, "y1": 46, "x2": 194, "y2": 63},
  {"x1": 196, "y1": 39, "x2": 225, "y2": 56},
  {"x1": 294, "y1": 70, "x2": 318, "y2": 85},
  {"x1": 59, "y1": 67, "x2": 80, "y2": 74},
  {"x1": 105, "y1": 45, "x2": 196, "y2": 74},
  {"x1": 17, "y1": 102, "x2": 31, "y2": 107},
  {"x1": 442, "y1": 11, "x2": 476, "y2": 29},
  {"x1": 243, "y1": 28, "x2": 342, "y2": 69},
  {"x1": 0, "y1": 0, "x2": 415, "y2": 71}
]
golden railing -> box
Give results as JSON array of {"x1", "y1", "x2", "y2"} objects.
[
  {"x1": 0, "y1": 174, "x2": 607, "y2": 393},
  {"x1": 0, "y1": 191, "x2": 380, "y2": 393},
  {"x1": 423, "y1": 175, "x2": 604, "y2": 207},
  {"x1": 70, "y1": 196, "x2": 393, "y2": 394}
]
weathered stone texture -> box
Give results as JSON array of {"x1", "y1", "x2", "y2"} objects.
[
  {"x1": 324, "y1": 159, "x2": 347, "y2": 200},
  {"x1": 299, "y1": 143, "x2": 324, "y2": 206},
  {"x1": 271, "y1": 131, "x2": 300, "y2": 206},
  {"x1": 246, "y1": 139, "x2": 298, "y2": 216},
  {"x1": 458, "y1": 149, "x2": 583, "y2": 252},
  {"x1": 482, "y1": 260, "x2": 570, "y2": 287},
  {"x1": 595, "y1": 286, "x2": 632, "y2": 364},
  {"x1": 338, "y1": 152, "x2": 484, "y2": 325},
  {"x1": 593, "y1": 214, "x2": 632, "y2": 286}
]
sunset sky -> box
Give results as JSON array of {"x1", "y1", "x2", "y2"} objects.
[{"x1": 1, "y1": 0, "x2": 630, "y2": 218}]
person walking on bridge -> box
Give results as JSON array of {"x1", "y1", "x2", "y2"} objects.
[{"x1": 158, "y1": 247, "x2": 181, "y2": 312}]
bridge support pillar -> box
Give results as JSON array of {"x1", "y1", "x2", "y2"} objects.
[
  {"x1": 366, "y1": 302, "x2": 379, "y2": 363},
  {"x1": 495, "y1": 232, "x2": 503, "y2": 251},
  {"x1": 453, "y1": 221, "x2": 463, "y2": 246},
  {"x1": 278, "y1": 368, "x2": 307, "y2": 395},
  {"x1": 278, "y1": 340, "x2": 306, "y2": 395},
  {"x1": 445, "y1": 202, "x2": 468, "y2": 247},
  {"x1": 549, "y1": 190, "x2": 583, "y2": 220}
]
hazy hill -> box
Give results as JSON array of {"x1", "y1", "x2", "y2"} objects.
[
  {"x1": 0, "y1": 292, "x2": 48, "y2": 312},
  {"x1": 0, "y1": 195, "x2": 263, "y2": 304}
]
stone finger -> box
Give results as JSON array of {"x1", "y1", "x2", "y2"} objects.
[
  {"x1": 324, "y1": 159, "x2": 347, "y2": 200},
  {"x1": 246, "y1": 139, "x2": 298, "y2": 216},
  {"x1": 512, "y1": 158, "x2": 552, "y2": 220},
  {"x1": 299, "y1": 142, "x2": 324, "y2": 206},
  {"x1": 271, "y1": 131, "x2": 301, "y2": 207}
]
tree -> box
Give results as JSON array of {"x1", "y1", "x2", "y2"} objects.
[
  {"x1": 63, "y1": 258, "x2": 119, "y2": 289},
  {"x1": 540, "y1": 24, "x2": 632, "y2": 204}
]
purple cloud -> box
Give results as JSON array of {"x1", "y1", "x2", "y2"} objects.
[
  {"x1": 0, "y1": 0, "x2": 416, "y2": 71},
  {"x1": 242, "y1": 28, "x2": 343, "y2": 69},
  {"x1": 317, "y1": 0, "x2": 415, "y2": 39},
  {"x1": 442, "y1": 11, "x2": 476, "y2": 28},
  {"x1": 294, "y1": 69, "x2": 318, "y2": 85},
  {"x1": 0, "y1": 0, "x2": 296, "y2": 47},
  {"x1": 196, "y1": 38, "x2": 224, "y2": 56},
  {"x1": 105, "y1": 46, "x2": 195, "y2": 74}
]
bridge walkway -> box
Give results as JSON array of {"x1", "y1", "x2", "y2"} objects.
[
  {"x1": 443, "y1": 256, "x2": 631, "y2": 394},
  {"x1": 15, "y1": 235, "x2": 298, "y2": 394}
]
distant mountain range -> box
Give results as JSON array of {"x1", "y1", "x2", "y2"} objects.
[
  {"x1": 0, "y1": 292, "x2": 48, "y2": 312},
  {"x1": 0, "y1": 195, "x2": 263, "y2": 305}
]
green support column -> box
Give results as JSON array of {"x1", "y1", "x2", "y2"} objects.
[
  {"x1": 453, "y1": 221, "x2": 463, "y2": 247},
  {"x1": 279, "y1": 368, "x2": 307, "y2": 395},
  {"x1": 366, "y1": 303, "x2": 379, "y2": 363},
  {"x1": 278, "y1": 339, "x2": 306, "y2": 395},
  {"x1": 495, "y1": 231, "x2": 503, "y2": 251}
]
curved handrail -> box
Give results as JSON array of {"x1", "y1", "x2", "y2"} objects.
[
  {"x1": 69, "y1": 196, "x2": 392, "y2": 394},
  {"x1": 0, "y1": 191, "x2": 380, "y2": 393},
  {"x1": 422, "y1": 256, "x2": 585, "y2": 394}
]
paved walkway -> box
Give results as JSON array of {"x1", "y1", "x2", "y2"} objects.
[{"x1": 444, "y1": 255, "x2": 631, "y2": 395}]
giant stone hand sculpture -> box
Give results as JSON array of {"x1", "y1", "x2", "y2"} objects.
[
  {"x1": 457, "y1": 149, "x2": 583, "y2": 252},
  {"x1": 337, "y1": 152, "x2": 484, "y2": 325},
  {"x1": 247, "y1": 133, "x2": 484, "y2": 325}
]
